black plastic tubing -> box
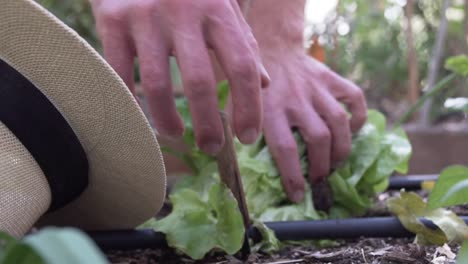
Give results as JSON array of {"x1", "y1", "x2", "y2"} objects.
[{"x1": 88, "y1": 216, "x2": 468, "y2": 251}]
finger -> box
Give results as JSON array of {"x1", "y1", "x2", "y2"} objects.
[
  {"x1": 132, "y1": 15, "x2": 184, "y2": 137},
  {"x1": 173, "y1": 23, "x2": 224, "y2": 155},
  {"x1": 99, "y1": 22, "x2": 136, "y2": 94},
  {"x1": 290, "y1": 105, "x2": 332, "y2": 184},
  {"x1": 206, "y1": 4, "x2": 262, "y2": 144},
  {"x1": 264, "y1": 114, "x2": 305, "y2": 203},
  {"x1": 312, "y1": 90, "x2": 352, "y2": 166},
  {"x1": 326, "y1": 72, "x2": 368, "y2": 133},
  {"x1": 230, "y1": 0, "x2": 270, "y2": 88}
]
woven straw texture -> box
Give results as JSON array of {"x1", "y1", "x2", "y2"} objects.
[
  {"x1": 0, "y1": 0, "x2": 166, "y2": 236},
  {"x1": 0, "y1": 123, "x2": 51, "y2": 238}
]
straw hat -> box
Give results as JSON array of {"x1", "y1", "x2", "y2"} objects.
[{"x1": 0, "y1": 0, "x2": 166, "y2": 238}]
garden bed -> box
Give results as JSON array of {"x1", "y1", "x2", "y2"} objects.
[
  {"x1": 106, "y1": 237, "x2": 458, "y2": 264},
  {"x1": 104, "y1": 190, "x2": 466, "y2": 264}
]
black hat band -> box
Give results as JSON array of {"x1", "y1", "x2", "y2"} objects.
[{"x1": 0, "y1": 58, "x2": 89, "y2": 212}]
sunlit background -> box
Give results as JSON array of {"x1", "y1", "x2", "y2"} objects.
[{"x1": 302, "y1": 0, "x2": 467, "y2": 124}]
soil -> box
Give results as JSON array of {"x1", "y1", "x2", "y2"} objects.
[
  {"x1": 105, "y1": 190, "x2": 466, "y2": 264},
  {"x1": 106, "y1": 237, "x2": 460, "y2": 264}
]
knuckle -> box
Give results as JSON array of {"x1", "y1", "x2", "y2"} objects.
[
  {"x1": 184, "y1": 76, "x2": 212, "y2": 98},
  {"x1": 142, "y1": 77, "x2": 168, "y2": 96},
  {"x1": 313, "y1": 129, "x2": 331, "y2": 144},
  {"x1": 273, "y1": 140, "x2": 298, "y2": 155},
  {"x1": 330, "y1": 109, "x2": 349, "y2": 123},
  {"x1": 349, "y1": 86, "x2": 365, "y2": 101},
  {"x1": 313, "y1": 63, "x2": 332, "y2": 79},
  {"x1": 317, "y1": 68, "x2": 328, "y2": 78},
  {"x1": 229, "y1": 55, "x2": 257, "y2": 79},
  {"x1": 99, "y1": 6, "x2": 127, "y2": 25}
]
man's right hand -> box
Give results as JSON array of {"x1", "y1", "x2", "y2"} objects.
[{"x1": 90, "y1": 0, "x2": 269, "y2": 155}]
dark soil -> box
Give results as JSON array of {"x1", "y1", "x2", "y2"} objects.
[
  {"x1": 106, "y1": 237, "x2": 460, "y2": 264},
  {"x1": 105, "y1": 190, "x2": 465, "y2": 264}
]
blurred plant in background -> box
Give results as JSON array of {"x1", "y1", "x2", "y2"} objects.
[
  {"x1": 305, "y1": 0, "x2": 467, "y2": 124},
  {"x1": 36, "y1": 0, "x2": 99, "y2": 50}
]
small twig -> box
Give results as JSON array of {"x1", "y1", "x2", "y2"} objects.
[
  {"x1": 264, "y1": 260, "x2": 304, "y2": 264},
  {"x1": 382, "y1": 252, "x2": 417, "y2": 263},
  {"x1": 216, "y1": 112, "x2": 251, "y2": 258},
  {"x1": 306, "y1": 249, "x2": 350, "y2": 262},
  {"x1": 361, "y1": 248, "x2": 369, "y2": 264}
]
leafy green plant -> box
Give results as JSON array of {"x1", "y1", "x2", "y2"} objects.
[
  {"x1": 387, "y1": 166, "x2": 468, "y2": 264},
  {"x1": 427, "y1": 166, "x2": 468, "y2": 264},
  {"x1": 0, "y1": 228, "x2": 109, "y2": 264},
  {"x1": 387, "y1": 55, "x2": 468, "y2": 263},
  {"x1": 154, "y1": 183, "x2": 245, "y2": 259},
  {"x1": 140, "y1": 80, "x2": 412, "y2": 259},
  {"x1": 388, "y1": 189, "x2": 468, "y2": 245},
  {"x1": 427, "y1": 166, "x2": 468, "y2": 210},
  {"x1": 445, "y1": 55, "x2": 468, "y2": 77},
  {"x1": 141, "y1": 55, "x2": 467, "y2": 259}
]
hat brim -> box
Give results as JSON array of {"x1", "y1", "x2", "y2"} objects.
[{"x1": 0, "y1": 0, "x2": 166, "y2": 230}]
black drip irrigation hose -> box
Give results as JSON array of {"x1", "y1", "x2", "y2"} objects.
[
  {"x1": 388, "y1": 174, "x2": 438, "y2": 190},
  {"x1": 88, "y1": 216, "x2": 468, "y2": 251},
  {"x1": 88, "y1": 174, "x2": 443, "y2": 251}
]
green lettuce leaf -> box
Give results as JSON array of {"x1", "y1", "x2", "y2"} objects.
[
  {"x1": 327, "y1": 110, "x2": 411, "y2": 217},
  {"x1": 258, "y1": 186, "x2": 323, "y2": 222},
  {"x1": 388, "y1": 191, "x2": 468, "y2": 245},
  {"x1": 154, "y1": 183, "x2": 244, "y2": 260},
  {"x1": 238, "y1": 141, "x2": 285, "y2": 217},
  {"x1": 0, "y1": 232, "x2": 45, "y2": 264},
  {"x1": 387, "y1": 191, "x2": 447, "y2": 245},
  {"x1": 250, "y1": 221, "x2": 281, "y2": 253},
  {"x1": 427, "y1": 166, "x2": 468, "y2": 210},
  {"x1": 152, "y1": 81, "x2": 412, "y2": 258}
]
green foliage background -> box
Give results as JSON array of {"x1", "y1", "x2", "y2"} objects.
[
  {"x1": 36, "y1": 0, "x2": 99, "y2": 50},
  {"x1": 319, "y1": 0, "x2": 467, "y2": 122}
]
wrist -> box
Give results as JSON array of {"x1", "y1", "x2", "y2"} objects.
[{"x1": 246, "y1": 0, "x2": 306, "y2": 56}]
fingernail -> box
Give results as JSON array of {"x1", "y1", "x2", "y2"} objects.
[
  {"x1": 292, "y1": 191, "x2": 304, "y2": 203},
  {"x1": 260, "y1": 63, "x2": 271, "y2": 88},
  {"x1": 239, "y1": 128, "x2": 259, "y2": 144},
  {"x1": 201, "y1": 142, "x2": 223, "y2": 156}
]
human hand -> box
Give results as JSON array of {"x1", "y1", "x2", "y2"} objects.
[
  {"x1": 261, "y1": 53, "x2": 367, "y2": 202},
  {"x1": 89, "y1": 0, "x2": 269, "y2": 155}
]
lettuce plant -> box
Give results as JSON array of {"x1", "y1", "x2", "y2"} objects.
[
  {"x1": 140, "y1": 80, "x2": 412, "y2": 259},
  {"x1": 145, "y1": 55, "x2": 468, "y2": 260}
]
